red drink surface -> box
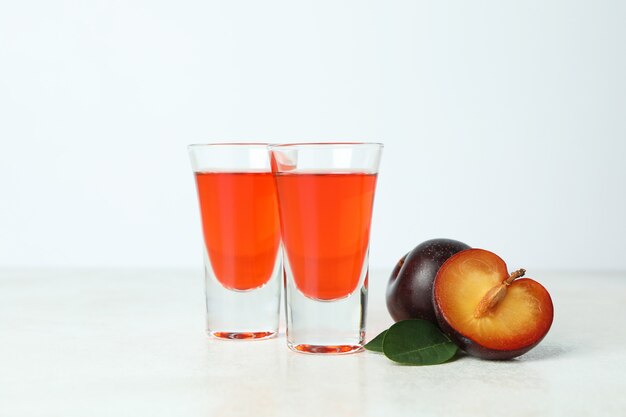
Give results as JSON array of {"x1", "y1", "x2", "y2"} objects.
[
  {"x1": 274, "y1": 172, "x2": 377, "y2": 300},
  {"x1": 195, "y1": 172, "x2": 280, "y2": 291}
]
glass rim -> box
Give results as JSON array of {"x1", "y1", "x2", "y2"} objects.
[
  {"x1": 268, "y1": 142, "x2": 383, "y2": 150},
  {"x1": 188, "y1": 142, "x2": 383, "y2": 150},
  {"x1": 188, "y1": 142, "x2": 270, "y2": 150}
]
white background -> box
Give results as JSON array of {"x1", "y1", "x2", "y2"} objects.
[{"x1": 1, "y1": 1, "x2": 624, "y2": 271}]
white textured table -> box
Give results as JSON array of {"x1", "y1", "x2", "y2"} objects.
[{"x1": 1, "y1": 269, "x2": 624, "y2": 417}]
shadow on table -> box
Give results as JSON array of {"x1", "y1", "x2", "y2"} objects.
[{"x1": 517, "y1": 344, "x2": 571, "y2": 361}]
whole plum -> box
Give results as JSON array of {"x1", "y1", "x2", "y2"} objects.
[{"x1": 386, "y1": 238, "x2": 470, "y2": 323}]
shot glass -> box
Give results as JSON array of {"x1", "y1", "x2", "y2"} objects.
[
  {"x1": 269, "y1": 142, "x2": 383, "y2": 353},
  {"x1": 188, "y1": 143, "x2": 281, "y2": 340}
]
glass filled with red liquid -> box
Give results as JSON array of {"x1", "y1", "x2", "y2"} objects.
[
  {"x1": 269, "y1": 143, "x2": 383, "y2": 354},
  {"x1": 188, "y1": 144, "x2": 281, "y2": 340}
]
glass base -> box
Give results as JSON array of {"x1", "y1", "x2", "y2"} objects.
[
  {"x1": 284, "y1": 255, "x2": 368, "y2": 355},
  {"x1": 203, "y1": 251, "x2": 281, "y2": 339},
  {"x1": 209, "y1": 331, "x2": 277, "y2": 341},
  {"x1": 288, "y1": 343, "x2": 363, "y2": 354}
]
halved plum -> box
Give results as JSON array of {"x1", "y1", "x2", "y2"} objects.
[{"x1": 433, "y1": 249, "x2": 553, "y2": 360}]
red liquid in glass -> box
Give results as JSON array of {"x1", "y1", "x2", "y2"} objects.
[
  {"x1": 195, "y1": 172, "x2": 280, "y2": 291},
  {"x1": 274, "y1": 172, "x2": 377, "y2": 301}
]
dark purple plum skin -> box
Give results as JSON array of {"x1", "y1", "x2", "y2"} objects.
[
  {"x1": 386, "y1": 238, "x2": 470, "y2": 323},
  {"x1": 433, "y1": 309, "x2": 550, "y2": 360}
]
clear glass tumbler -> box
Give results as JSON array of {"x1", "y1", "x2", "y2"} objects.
[
  {"x1": 188, "y1": 143, "x2": 281, "y2": 340},
  {"x1": 269, "y1": 142, "x2": 383, "y2": 353}
]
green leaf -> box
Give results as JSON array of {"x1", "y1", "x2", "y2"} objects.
[
  {"x1": 364, "y1": 330, "x2": 387, "y2": 352},
  {"x1": 382, "y1": 319, "x2": 458, "y2": 365}
]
